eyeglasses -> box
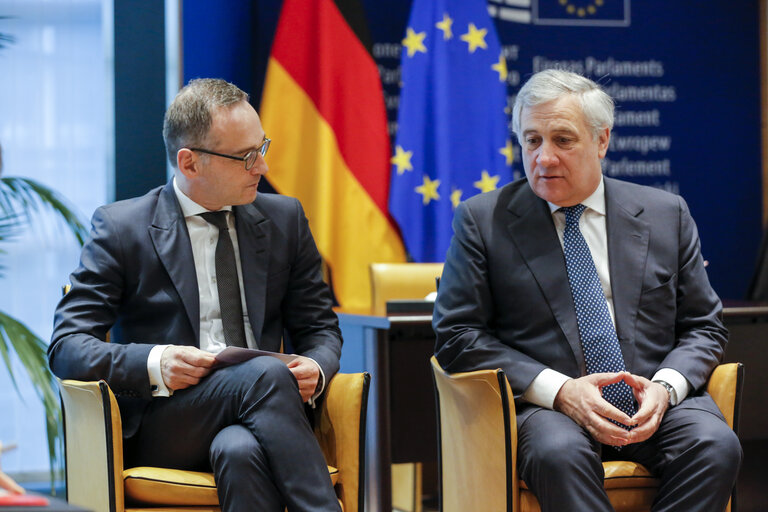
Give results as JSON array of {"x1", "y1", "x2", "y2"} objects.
[{"x1": 188, "y1": 137, "x2": 271, "y2": 171}]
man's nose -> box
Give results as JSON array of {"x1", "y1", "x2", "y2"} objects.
[
  {"x1": 251, "y1": 153, "x2": 268, "y2": 175},
  {"x1": 536, "y1": 142, "x2": 558, "y2": 168}
]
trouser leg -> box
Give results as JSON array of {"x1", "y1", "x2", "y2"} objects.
[
  {"x1": 210, "y1": 424, "x2": 285, "y2": 512},
  {"x1": 517, "y1": 409, "x2": 614, "y2": 512},
  {"x1": 619, "y1": 396, "x2": 742, "y2": 512}
]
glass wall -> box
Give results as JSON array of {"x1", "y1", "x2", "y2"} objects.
[{"x1": 0, "y1": 0, "x2": 111, "y2": 479}]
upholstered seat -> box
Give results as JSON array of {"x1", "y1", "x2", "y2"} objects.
[
  {"x1": 431, "y1": 356, "x2": 742, "y2": 512},
  {"x1": 59, "y1": 372, "x2": 369, "y2": 512}
]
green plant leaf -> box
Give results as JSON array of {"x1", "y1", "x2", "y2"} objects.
[
  {"x1": 0, "y1": 176, "x2": 85, "y2": 491},
  {"x1": 0, "y1": 17, "x2": 15, "y2": 49},
  {"x1": 0, "y1": 311, "x2": 62, "y2": 490},
  {"x1": 0, "y1": 177, "x2": 88, "y2": 246}
]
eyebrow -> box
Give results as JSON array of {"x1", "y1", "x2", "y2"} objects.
[{"x1": 233, "y1": 135, "x2": 267, "y2": 155}]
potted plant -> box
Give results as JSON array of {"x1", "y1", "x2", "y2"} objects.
[{"x1": 0, "y1": 22, "x2": 89, "y2": 485}]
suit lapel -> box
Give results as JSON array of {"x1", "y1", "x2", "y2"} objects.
[
  {"x1": 148, "y1": 182, "x2": 200, "y2": 344},
  {"x1": 233, "y1": 203, "x2": 270, "y2": 344},
  {"x1": 605, "y1": 178, "x2": 650, "y2": 371},
  {"x1": 505, "y1": 185, "x2": 585, "y2": 370}
]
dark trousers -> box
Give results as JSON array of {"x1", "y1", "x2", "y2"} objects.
[
  {"x1": 517, "y1": 394, "x2": 742, "y2": 512},
  {"x1": 124, "y1": 357, "x2": 340, "y2": 512}
]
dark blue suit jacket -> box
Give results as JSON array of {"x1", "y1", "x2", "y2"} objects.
[
  {"x1": 433, "y1": 177, "x2": 727, "y2": 422},
  {"x1": 49, "y1": 181, "x2": 342, "y2": 437}
]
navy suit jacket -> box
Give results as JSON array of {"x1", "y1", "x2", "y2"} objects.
[
  {"x1": 433, "y1": 177, "x2": 727, "y2": 423},
  {"x1": 49, "y1": 181, "x2": 342, "y2": 437}
]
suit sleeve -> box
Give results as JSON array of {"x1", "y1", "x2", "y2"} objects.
[
  {"x1": 280, "y1": 199, "x2": 342, "y2": 382},
  {"x1": 48, "y1": 206, "x2": 154, "y2": 398},
  {"x1": 659, "y1": 196, "x2": 728, "y2": 392},
  {"x1": 433, "y1": 201, "x2": 549, "y2": 396}
]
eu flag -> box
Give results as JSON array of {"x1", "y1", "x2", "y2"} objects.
[
  {"x1": 534, "y1": 0, "x2": 630, "y2": 27},
  {"x1": 389, "y1": 0, "x2": 513, "y2": 262}
]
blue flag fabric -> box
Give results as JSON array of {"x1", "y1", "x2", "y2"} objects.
[{"x1": 389, "y1": 0, "x2": 513, "y2": 262}]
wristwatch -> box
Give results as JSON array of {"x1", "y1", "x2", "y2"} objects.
[{"x1": 653, "y1": 380, "x2": 678, "y2": 406}]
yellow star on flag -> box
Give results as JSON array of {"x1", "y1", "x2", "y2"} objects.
[
  {"x1": 416, "y1": 175, "x2": 441, "y2": 205},
  {"x1": 492, "y1": 54, "x2": 508, "y2": 82},
  {"x1": 450, "y1": 188, "x2": 463, "y2": 209},
  {"x1": 499, "y1": 140, "x2": 514, "y2": 166},
  {"x1": 460, "y1": 23, "x2": 488, "y2": 53},
  {"x1": 402, "y1": 27, "x2": 427, "y2": 57},
  {"x1": 391, "y1": 145, "x2": 414, "y2": 175},
  {"x1": 436, "y1": 13, "x2": 453, "y2": 40},
  {"x1": 474, "y1": 170, "x2": 500, "y2": 193}
]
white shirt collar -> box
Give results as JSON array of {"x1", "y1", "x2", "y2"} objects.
[
  {"x1": 172, "y1": 176, "x2": 233, "y2": 217},
  {"x1": 547, "y1": 175, "x2": 606, "y2": 216}
]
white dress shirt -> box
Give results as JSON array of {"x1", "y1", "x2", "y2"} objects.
[
  {"x1": 522, "y1": 177, "x2": 690, "y2": 409},
  {"x1": 148, "y1": 178, "x2": 324, "y2": 398}
]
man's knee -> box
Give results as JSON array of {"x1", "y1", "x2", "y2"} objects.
[
  {"x1": 210, "y1": 424, "x2": 267, "y2": 471},
  {"x1": 243, "y1": 356, "x2": 295, "y2": 384},
  {"x1": 519, "y1": 411, "x2": 602, "y2": 475},
  {"x1": 689, "y1": 419, "x2": 742, "y2": 476},
  {"x1": 224, "y1": 356, "x2": 297, "y2": 396}
]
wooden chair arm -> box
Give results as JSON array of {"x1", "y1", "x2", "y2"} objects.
[
  {"x1": 431, "y1": 356, "x2": 519, "y2": 512},
  {"x1": 58, "y1": 379, "x2": 125, "y2": 512},
  {"x1": 314, "y1": 372, "x2": 370, "y2": 512},
  {"x1": 706, "y1": 363, "x2": 744, "y2": 431}
]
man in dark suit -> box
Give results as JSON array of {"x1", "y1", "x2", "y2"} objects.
[
  {"x1": 433, "y1": 69, "x2": 741, "y2": 511},
  {"x1": 49, "y1": 79, "x2": 342, "y2": 511}
]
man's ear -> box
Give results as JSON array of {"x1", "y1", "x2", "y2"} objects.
[
  {"x1": 597, "y1": 127, "x2": 610, "y2": 158},
  {"x1": 177, "y1": 148, "x2": 197, "y2": 178}
]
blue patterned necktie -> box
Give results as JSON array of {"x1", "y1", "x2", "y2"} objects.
[{"x1": 561, "y1": 204, "x2": 636, "y2": 431}]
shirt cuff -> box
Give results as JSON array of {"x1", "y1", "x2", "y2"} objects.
[
  {"x1": 306, "y1": 357, "x2": 326, "y2": 408},
  {"x1": 652, "y1": 368, "x2": 690, "y2": 406},
  {"x1": 522, "y1": 368, "x2": 572, "y2": 409},
  {"x1": 148, "y1": 345, "x2": 173, "y2": 397}
]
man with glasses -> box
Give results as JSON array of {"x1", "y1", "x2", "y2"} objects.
[{"x1": 49, "y1": 79, "x2": 342, "y2": 511}]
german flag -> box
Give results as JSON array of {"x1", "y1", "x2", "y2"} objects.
[{"x1": 260, "y1": 0, "x2": 406, "y2": 309}]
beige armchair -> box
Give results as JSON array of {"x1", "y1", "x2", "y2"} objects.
[
  {"x1": 431, "y1": 356, "x2": 743, "y2": 512},
  {"x1": 59, "y1": 372, "x2": 369, "y2": 512},
  {"x1": 369, "y1": 263, "x2": 443, "y2": 316},
  {"x1": 369, "y1": 262, "x2": 443, "y2": 512}
]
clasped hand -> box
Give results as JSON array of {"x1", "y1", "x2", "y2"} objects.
[
  {"x1": 553, "y1": 372, "x2": 670, "y2": 446},
  {"x1": 159, "y1": 346, "x2": 319, "y2": 402}
]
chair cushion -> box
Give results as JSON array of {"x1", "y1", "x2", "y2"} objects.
[
  {"x1": 519, "y1": 461, "x2": 659, "y2": 491},
  {"x1": 518, "y1": 461, "x2": 659, "y2": 511},
  {"x1": 602, "y1": 460, "x2": 660, "y2": 489},
  {"x1": 124, "y1": 465, "x2": 339, "y2": 506}
]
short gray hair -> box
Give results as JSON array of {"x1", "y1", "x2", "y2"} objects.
[
  {"x1": 162, "y1": 78, "x2": 249, "y2": 167},
  {"x1": 512, "y1": 69, "x2": 614, "y2": 141}
]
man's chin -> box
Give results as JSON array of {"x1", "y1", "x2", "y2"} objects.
[
  {"x1": 531, "y1": 181, "x2": 569, "y2": 204},
  {"x1": 242, "y1": 187, "x2": 259, "y2": 204}
]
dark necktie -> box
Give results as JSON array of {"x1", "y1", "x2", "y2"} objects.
[
  {"x1": 561, "y1": 204, "x2": 636, "y2": 430},
  {"x1": 199, "y1": 211, "x2": 247, "y2": 348}
]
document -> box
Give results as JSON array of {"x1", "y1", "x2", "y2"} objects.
[{"x1": 213, "y1": 347, "x2": 298, "y2": 368}]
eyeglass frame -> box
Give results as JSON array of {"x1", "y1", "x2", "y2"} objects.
[{"x1": 187, "y1": 137, "x2": 271, "y2": 171}]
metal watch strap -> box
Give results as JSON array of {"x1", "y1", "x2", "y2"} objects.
[{"x1": 654, "y1": 380, "x2": 677, "y2": 406}]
